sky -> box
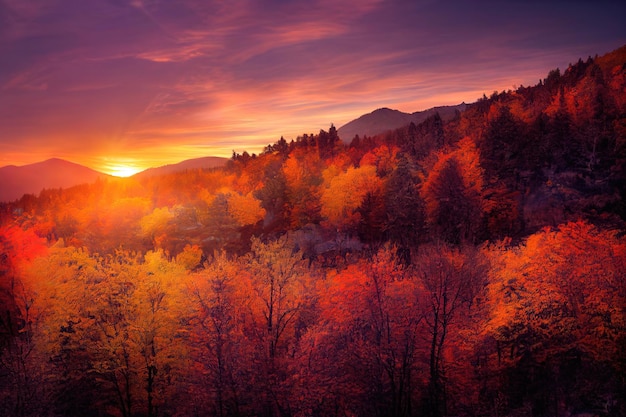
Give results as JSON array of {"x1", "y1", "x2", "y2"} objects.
[{"x1": 1, "y1": 0, "x2": 625, "y2": 176}]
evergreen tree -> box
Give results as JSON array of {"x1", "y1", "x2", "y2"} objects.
[{"x1": 384, "y1": 155, "x2": 424, "y2": 263}]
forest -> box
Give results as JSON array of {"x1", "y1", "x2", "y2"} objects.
[{"x1": 1, "y1": 46, "x2": 625, "y2": 417}]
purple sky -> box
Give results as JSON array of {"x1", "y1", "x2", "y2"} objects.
[{"x1": 1, "y1": 0, "x2": 624, "y2": 174}]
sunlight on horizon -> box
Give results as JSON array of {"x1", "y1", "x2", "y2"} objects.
[
  {"x1": 108, "y1": 165, "x2": 142, "y2": 177},
  {"x1": 103, "y1": 161, "x2": 143, "y2": 177}
]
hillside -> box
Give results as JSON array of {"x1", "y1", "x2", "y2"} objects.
[
  {"x1": 337, "y1": 103, "x2": 466, "y2": 142},
  {"x1": 0, "y1": 158, "x2": 110, "y2": 202},
  {"x1": 133, "y1": 156, "x2": 228, "y2": 179}
]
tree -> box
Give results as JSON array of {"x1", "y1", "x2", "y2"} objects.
[
  {"x1": 320, "y1": 164, "x2": 383, "y2": 233},
  {"x1": 31, "y1": 245, "x2": 189, "y2": 417},
  {"x1": 422, "y1": 138, "x2": 487, "y2": 244},
  {"x1": 318, "y1": 125, "x2": 341, "y2": 159},
  {"x1": 84, "y1": 196, "x2": 151, "y2": 254},
  {"x1": 413, "y1": 244, "x2": 487, "y2": 417},
  {"x1": 357, "y1": 189, "x2": 387, "y2": 245},
  {"x1": 282, "y1": 148, "x2": 323, "y2": 228},
  {"x1": 27, "y1": 243, "x2": 107, "y2": 417},
  {"x1": 483, "y1": 222, "x2": 626, "y2": 416},
  {"x1": 0, "y1": 226, "x2": 49, "y2": 417},
  {"x1": 176, "y1": 243, "x2": 203, "y2": 271},
  {"x1": 140, "y1": 206, "x2": 174, "y2": 250},
  {"x1": 360, "y1": 144, "x2": 399, "y2": 177},
  {"x1": 135, "y1": 250, "x2": 190, "y2": 417},
  {"x1": 187, "y1": 251, "x2": 252, "y2": 417},
  {"x1": 203, "y1": 194, "x2": 242, "y2": 254},
  {"x1": 227, "y1": 192, "x2": 266, "y2": 227},
  {"x1": 304, "y1": 247, "x2": 424, "y2": 417},
  {"x1": 384, "y1": 155, "x2": 424, "y2": 262},
  {"x1": 244, "y1": 236, "x2": 312, "y2": 416},
  {"x1": 480, "y1": 106, "x2": 526, "y2": 184},
  {"x1": 402, "y1": 114, "x2": 445, "y2": 160},
  {"x1": 254, "y1": 158, "x2": 289, "y2": 232}
]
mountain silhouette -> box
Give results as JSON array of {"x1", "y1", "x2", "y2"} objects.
[
  {"x1": 133, "y1": 156, "x2": 228, "y2": 179},
  {"x1": 0, "y1": 156, "x2": 230, "y2": 202},
  {"x1": 337, "y1": 103, "x2": 466, "y2": 142},
  {"x1": 0, "y1": 158, "x2": 110, "y2": 202}
]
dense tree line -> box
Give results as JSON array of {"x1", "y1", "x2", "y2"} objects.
[
  {"x1": 1, "y1": 223, "x2": 624, "y2": 417},
  {"x1": 1, "y1": 46, "x2": 625, "y2": 416}
]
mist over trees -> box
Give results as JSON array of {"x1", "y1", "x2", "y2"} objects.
[{"x1": 1, "y1": 46, "x2": 625, "y2": 417}]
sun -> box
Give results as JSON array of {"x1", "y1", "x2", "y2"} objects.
[
  {"x1": 98, "y1": 156, "x2": 146, "y2": 177},
  {"x1": 108, "y1": 164, "x2": 142, "y2": 177}
]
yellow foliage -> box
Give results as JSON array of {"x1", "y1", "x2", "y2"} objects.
[
  {"x1": 320, "y1": 164, "x2": 382, "y2": 228},
  {"x1": 321, "y1": 163, "x2": 343, "y2": 187},
  {"x1": 140, "y1": 207, "x2": 173, "y2": 238},
  {"x1": 175, "y1": 244, "x2": 203, "y2": 270},
  {"x1": 227, "y1": 192, "x2": 266, "y2": 226}
]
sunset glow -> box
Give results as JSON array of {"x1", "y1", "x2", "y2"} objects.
[
  {"x1": 1, "y1": 1, "x2": 624, "y2": 171},
  {"x1": 97, "y1": 157, "x2": 146, "y2": 177},
  {"x1": 107, "y1": 164, "x2": 143, "y2": 178}
]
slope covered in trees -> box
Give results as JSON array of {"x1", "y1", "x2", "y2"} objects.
[{"x1": 0, "y1": 46, "x2": 625, "y2": 417}]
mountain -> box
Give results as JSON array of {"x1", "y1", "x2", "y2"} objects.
[
  {"x1": 337, "y1": 103, "x2": 467, "y2": 142},
  {"x1": 0, "y1": 158, "x2": 110, "y2": 202},
  {"x1": 0, "y1": 156, "x2": 229, "y2": 202},
  {"x1": 133, "y1": 156, "x2": 228, "y2": 179}
]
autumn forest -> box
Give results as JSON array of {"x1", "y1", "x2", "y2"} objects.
[{"x1": 1, "y1": 47, "x2": 626, "y2": 417}]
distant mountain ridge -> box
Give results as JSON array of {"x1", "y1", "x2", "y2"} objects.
[
  {"x1": 132, "y1": 156, "x2": 227, "y2": 179},
  {"x1": 0, "y1": 156, "x2": 229, "y2": 203},
  {"x1": 337, "y1": 103, "x2": 467, "y2": 142},
  {"x1": 0, "y1": 158, "x2": 110, "y2": 202}
]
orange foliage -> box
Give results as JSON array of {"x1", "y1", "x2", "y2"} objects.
[
  {"x1": 226, "y1": 192, "x2": 266, "y2": 226},
  {"x1": 359, "y1": 144, "x2": 399, "y2": 176},
  {"x1": 485, "y1": 221, "x2": 625, "y2": 365},
  {"x1": 282, "y1": 148, "x2": 323, "y2": 227},
  {"x1": 421, "y1": 137, "x2": 487, "y2": 243}
]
